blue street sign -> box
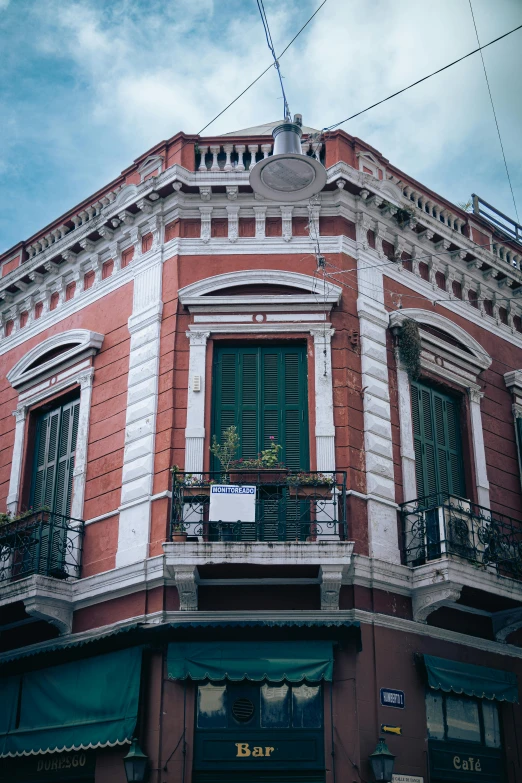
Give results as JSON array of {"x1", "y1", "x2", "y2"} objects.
[{"x1": 380, "y1": 688, "x2": 405, "y2": 709}]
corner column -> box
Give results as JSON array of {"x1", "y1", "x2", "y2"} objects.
[
  {"x1": 184, "y1": 331, "x2": 210, "y2": 474},
  {"x1": 356, "y1": 213, "x2": 400, "y2": 563},
  {"x1": 116, "y1": 253, "x2": 163, "y2": 567},
  {"x1": 7, "y1": 406, "x2": 27, "y2": 513}
]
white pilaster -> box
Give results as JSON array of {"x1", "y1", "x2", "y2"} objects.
[
  {"x1": 468, "y1": 388, "x2": 490, "y2": 508},
  {"x1": 281, "y1": 206, "x2": 293, "y2": 242},
  {"x1": 253, "y1": 206, "x2": 267, "y2": 239},
  {"x1": 7, "y1": 406, "x2": 27, "y2": 513},
  {"x1": 311, "y1": 327, "x2": 335, "y2": 472},
  {"x1": 184, "y1": 331, "x2": 210, "y2": 474},
  {"x1": 357, "y1": 219, "x2": 401, "y2": 563},
  {"x1": 116, "y1": 253, "x2": 163, "y2": 567},
  {"x1": 70, "y1": 369, "x2": 94, "y2": 520},
  {"x1": 396, "y1": 360, "x2": 417, "y2": 502}
]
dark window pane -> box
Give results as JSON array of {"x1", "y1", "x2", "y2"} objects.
[
  {"x1": 483, "y1": 701, "x2": 501, "y2": 748},
  {"x1": 426, "y1": 692, "x2": 444, "y2": 739},
  {"x1": 446, "y1": 696, "x2": 480, "y2": 742},
  {"x1": 260, "y1": 684, "x2": 290, "y2": 728},
  {"x1": 292, "y1": 684, "x2": 322, "y2": 728},
  {"x1": 198, "y1": 684, "x2": 227, "y2": 728}
]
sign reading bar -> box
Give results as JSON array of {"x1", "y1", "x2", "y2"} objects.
[
  {"x1": 209, "y1": 485, "x2": 256, "y2": 522},
  {"x1": 380, "y1": 688, "x2": 405, "y2": 709}
]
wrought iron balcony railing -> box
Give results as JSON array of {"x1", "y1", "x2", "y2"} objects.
[
  {"x1": 0, "y1": 509, "x2": 84, "y2": 583},
  {"x1": 400, "y1": 493, "x2": 522, "y2": 579},
  {"x1": 170, "y1": 471, "x2": 347, "y2": 542}
]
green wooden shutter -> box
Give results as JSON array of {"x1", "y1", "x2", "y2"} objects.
[
  {"x1": 410, "y1": 381, "x2": 465, "y2": 502},
  {"x1": 30, "y1": 399, "x2": 80, "y2": 576},
  {"x1": 213, "y1": 345, "x2": 309, "y2": 470}
]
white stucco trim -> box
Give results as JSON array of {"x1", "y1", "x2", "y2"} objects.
[
  {"x1": 7, "y1": 366, "x2": 95, "y2": 518},
  {"x1": 7, "y1": 329, "x2": 103, "y2": 390}
]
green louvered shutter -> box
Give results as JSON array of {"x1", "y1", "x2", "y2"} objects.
[
  {"x1": 30, "y1": 399, "x2": 80, "y2": 576},
  {"x1": 410, "y1": 381, "x2": 465, "y2": 502},
  {"x1": 213, "y1": 345, "x2": 309, "y2": 470}
]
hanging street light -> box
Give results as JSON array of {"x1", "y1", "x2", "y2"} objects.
[
  {"x1": 123, "y1": 738, "x2": 149, "y2": 782},
  {"x1": 249, "y1": 116, "x2": 327, "y2": 202},
  {"x1": 368, "y1": 736, "x2": 396, "y2": 782}
]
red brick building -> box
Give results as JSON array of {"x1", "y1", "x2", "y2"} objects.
[{"x1": 1, "y1": 120, "x2": 522, "y2": 783}]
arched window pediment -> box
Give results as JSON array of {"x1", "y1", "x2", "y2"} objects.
[
  {"x1": 179, "y1": 269, "x2": 341, "y2": 310},
  {"x1": 389, "y1": 308, "x2": 492, "y2": 378},
  {"x1": 8, "y1": 329, "x2": 104, "y2": 390}
]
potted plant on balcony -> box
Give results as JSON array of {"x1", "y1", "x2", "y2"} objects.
[
  {"x1": 210, "y1": 425, "x2": 241, "y2": 481},
  {"x1": 171, "y1": 522, "x2": 188, "y2": 543},
  {"x1": 171, "y1": 466, "x2": 215, "y2": 500},
  {"x1": 229, "y1": 437, "x2": 287, "y2": 484},
  {"x1": 287, "y1": 472, "x2": 335, "y2": 499}
]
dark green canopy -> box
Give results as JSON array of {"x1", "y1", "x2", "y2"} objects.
[
  {"x1": 168, "y1": 641, "x2": 334, "y2": 682},
  {"x1": 0, "y1": 647, "x2": 142, "y2": 757},
  {"x1": 424, "y1": 654, "x2": 518, "y2": 703}
]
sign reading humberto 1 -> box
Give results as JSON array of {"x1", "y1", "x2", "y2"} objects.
[{"x1": 380, "y1": 688, "x2": 405, "y2": 709}]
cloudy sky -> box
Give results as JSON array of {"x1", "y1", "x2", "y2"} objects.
[{"x1": 0, "y1": 0, "x2": 521, "y2": 253}]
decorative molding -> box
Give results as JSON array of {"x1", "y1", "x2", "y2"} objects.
[
  {"x1": 320, "y1": 565, "x2": 343, "y2": 610},
  {"x1": 492, "y1": 607, "x2": 522, "y2": 642},
  {"x1": 166, "y1": 564, "x2": 199, "y2": 611},
  {"x1": 412, "y1": 584, "x2": 463, "y2": 623},
  {"x1": 7, "y1": 329, "x2": 103, "y2": 390}
]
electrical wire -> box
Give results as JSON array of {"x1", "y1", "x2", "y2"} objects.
[
  {"x1": 468, "y1": 0, "x2": 520, "y2": 223},
  {"x1": 322, "y1": 23, "x2": 522, "y2": 132},
  {"x1": 256, "y1": 0, "x2": 290, "y2": 119},
  {"x1": 196, "y1": 0, "x2": 328, "y2": 136}
]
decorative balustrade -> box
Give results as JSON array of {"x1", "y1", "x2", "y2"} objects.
[
  {"x1": 0, "y1": 509, "x2": 84, "y2": 582},
  {"x1": 401, "y1": 493, "x2": 522, "y2": 580},
  {"x1": 195, "y1": 140, "x2": 324, "y2": 172},
  {"x1": 170, "y1": 471, "x2": 347, "y2": 542}
]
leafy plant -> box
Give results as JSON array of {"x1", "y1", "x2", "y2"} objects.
[
  {"x1": 398, "y1": 318, "x2": 422, "y2": 380},
  {"x1": 0, "y1": 508, "x2": 36, "y2": 526},
  {"x1": 230, "y1": 437, "x2": 284, "y2": 470},
  {"x1": 211, "y1": 425, "x2": 241, "y2": 472},
  {"x1": 457, "y1": 200, "x2": 472, "y2": 213},
  {"x1": 394, "y1": 207, "x2": 415, "y2": 228},
  {"x1": 287, "y1": 472, "x2": 334, "y2": 487}
]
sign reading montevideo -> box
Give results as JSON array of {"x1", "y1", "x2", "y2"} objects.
[
  {"x1": 209, "y1": 485, "x2": 256, "y2": 522},
  {"x1": 380, "y1": 688, "x2": 405, "y2": 708}
]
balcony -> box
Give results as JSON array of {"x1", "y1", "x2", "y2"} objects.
[
  {"x1": 0, "y1": 510, "x2": 84, "y2": 635},
  {"x1": 170, "y1": 471, "x2": 348, "y2": 542},
  {"x1": 164, "y1": 471, "x2": 353, "y2": 611},
  {"x1": 401, "y1": 494, "x2": 522, "y2": 627}
]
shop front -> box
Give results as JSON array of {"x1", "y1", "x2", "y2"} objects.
[
  {"x1": 422, "y1": 655, "x2": 517, "y2": 783},
  {"x1": 168, "y1": 641, "x2": 334, "y2": 783},
  {"x1": 0, "y1": 647, "x2": 142, "y2": 783}
]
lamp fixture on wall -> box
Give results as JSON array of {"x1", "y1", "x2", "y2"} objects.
[
  {"x1": 368, "y1": 737, "x2": 396, "y2": 782},
  {"x1": 123, "y1": 738, "x2": 149, "y2": 782}
]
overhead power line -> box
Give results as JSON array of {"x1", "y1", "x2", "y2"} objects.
[
  {"x1": 322, "y1": 23, "x2": 522, "y2": 132},
  {"x1": 197, "y1": 0, "x2": 329, "y2": 136},
  {"x1": 468, "y1": 1, "x2": 520, "y2": 223},
  {"x1": 256, "y1": 0, "x2": 291, "y2": 120}
]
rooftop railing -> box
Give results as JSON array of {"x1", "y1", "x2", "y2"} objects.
[
  {"x1": 473, "y1": 194, "x2": 522, "y2": 247},
  {"x1": 400, "y1": 493, "x2": 522, "y2": 579},
  {"x1": 170, "y1": 471, "x2": 347, "y2": 542},
  {"x1": 0, "y1": 509, "x2": 84, "y2": 583}
]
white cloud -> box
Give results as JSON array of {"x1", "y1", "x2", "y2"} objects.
[{"x1": 0, "y1": 0, "x2": 520, "y2": 250}]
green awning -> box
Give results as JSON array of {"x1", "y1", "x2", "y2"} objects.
[
  {"x1": 423, "y1": 655, "x2": 518, "y2": 703},
  {"x1": 0, "y1": 676, "x2": 21, "y2": 756},
  {"x1": 0, "y1": 647, "x2": 142, "y2": 757},
  {"x1": 168, "y1": 641, "x2": 334, "y2": 683}
]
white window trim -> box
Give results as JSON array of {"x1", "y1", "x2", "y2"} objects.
[
  {"x1": 390, "y1": 309, "x2": 492, "y2": 508},
  {"x1": 504, "y1": 370, "x2": 522, "y2": 491},
  {"x1": 7, "y1": 365, "x2": 96, "y2": 519}
]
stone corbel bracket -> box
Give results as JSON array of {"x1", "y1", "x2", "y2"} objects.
[
  {"x1": 412, "y1": 582, "x2": 462, "y2": 623},
  {"x1": 4, "y1": 575, "x2": 74, "y2": 635},
  {"x1": 166, "y1": 563, "x2": 200, "y2": 611},
  {"x1": 492, "y1": 607, "x2": 522, "y2": 642}
]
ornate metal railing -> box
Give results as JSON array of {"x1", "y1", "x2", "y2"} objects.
[
  {"x1": 170, "y1": 471, "x2": 347, "y2": 542},
  {"x1": 400, "y1": 493, "x2": 522, "y2": 578},
  {"x1": 0, "y1": 509, "x2": 84, "y2": 583}
]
